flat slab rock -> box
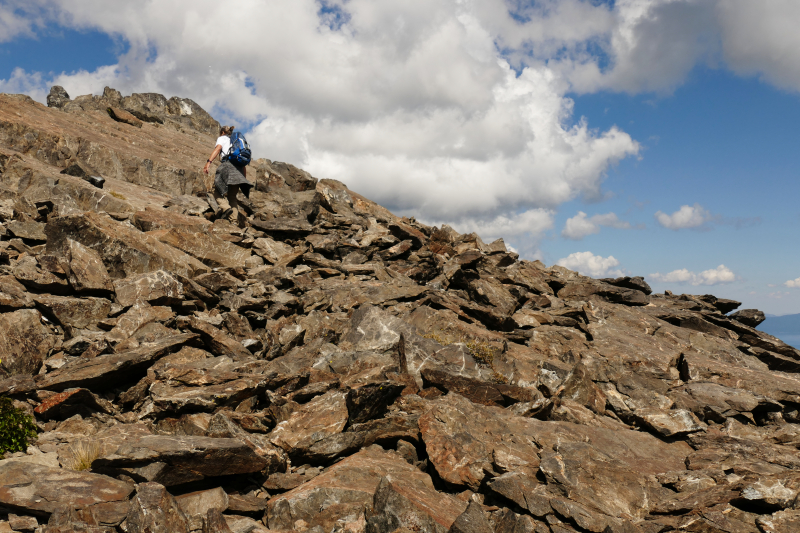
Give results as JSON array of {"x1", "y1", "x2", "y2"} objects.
[
  {"x1": 0, "y1": 461, "x2": 133, "y2": 517},
  {"x1": 45, "y1": 211, "x2": 209, "y2": 279},
  {"x1": 93, "y1": 434, "x2": 270, "y2": 486},
  {"x1": 37, "y1": 333, "x2": 197, "y2": 391},
  {"x1": 113, "y1": 269, "x2": 184, "y2": 308}
]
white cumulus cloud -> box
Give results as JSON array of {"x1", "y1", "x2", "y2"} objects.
[
  {"x1": 556, "y1": 251, "x2": 624, "y2": 278},
  {"x1": 654, "y1": 203, "x2": 713, "y2": 230},
  {"x1": 650, "y1": 264, "x2": 736, "y2": 286},
  {"x1": 562, "y1": 211, "x2": 631, "y2": 240},
  {"x1": 785, "y1": 277, "x2": 800, "y2": 288},
  {"x1": 4, "y1": 0, "x2": 800, "y2": 249},
  {"x1": 0, "y1": 0, "x2": 639, "y2": 234}
]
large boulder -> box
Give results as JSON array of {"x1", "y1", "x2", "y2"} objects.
[
  {"x1": 126, "y1": 482, "x2": 189, "y2": 533},
  {"x1": 0, "y1": 309, "x2": 57, "y2": 375},
  {"x1": 266, "y1": 446, "x2": 466, "y2": 531},
  {"x1": 45, "y1": 212, "x2": 209, "y2": 279}
]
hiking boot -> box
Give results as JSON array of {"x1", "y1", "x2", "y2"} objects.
[{"x1": 219, "y1": 208, "x2": 233, "y2": 221}]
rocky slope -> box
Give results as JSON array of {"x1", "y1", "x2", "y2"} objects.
[{"x1": 0, "y1": 86, "x2": 798, "y2": 533}]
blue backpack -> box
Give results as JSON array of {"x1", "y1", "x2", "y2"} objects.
[{"x1": 227, "y1": 131, "x2": 252, "y2": 166}]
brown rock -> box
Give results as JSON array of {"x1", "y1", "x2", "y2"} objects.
[
  {"x1": 420, "y1": 393, "x2": 689, "y2": 520},
  {"x1": 7, "y1": 514, "x2": 38, "y2": 531},
  {"x1": 133, "y1": 207, "x2": 211, "y2": 232},
  {"x1": 107, "y1": 106, "x2": 143, "y2": 128},
  {"x1": 0, "y1": 309, "x2": 57, "y2": 375},
  {"x1": 62, "y1": 239, "x2": 113, "y2": 293},
  {"x1": 252, "y1": 237, "x2": 294, "y2": 264},
  {"x1": 0, "y1": 462, "x2": 133, "y2": 517},
  {"x1": 34, "y1": 295, "x2": 111, "y2": 330},
  {"x1": 94, "y1": 435, "x2": 270, "y2": 486},
  {"x1": 150, "y1": 374, "x2": 267, "y2": 414},
  {"x1": 153, "y1": 227, "x2": 251, "y2": 269},
  {"x1": 175, "y1": 487, "x2": 229, "y2": 519},
  {"x1": 267, "y1": 446, "x2": 465, "y2": 531},
  {"x1": 185, "y1": 317, "x2": 253, "y2": 360},
  {"x1": 113, "y1": 269, "x2": 184, "y2": 307},
  {"x1": 203, "y1": 508, "x2": 234, "y2": 533},
  {"x1": 126, "y1": 482, "x2": 188, "y2": 533},
  {"x1": 6, "y1": 220, "x2": 46, "y2": 241},
  {"x1": 46, "y1": 212, "x2": 209, "y2": 278},
  {"x1": 13, "y1": 256, "x2": 69, "y2": 293},
  {"x1": 33, "y1": 387, "x2": 113, "y2": 420},
  {"x1": 558, "y1": 281, "x2": 649, "y2": 306},
  {"x1": 38, "y1": 333, "x2": 197, "y2": 391},
  {"x1": 346, "y1": 381, "x2": 406, "y2": 424},
  {"x1": 106, "y1": 303, "x2": 175, "y2": 344},
  {"x1": 448, "y1": 501, "x2": 492, "y2": 533},
  {"x1": 270, "y1": 390, "x2": 349, "y2": 454},
  {"x1": 0, "y1": 275, "x2": 34, "y2": 310}
]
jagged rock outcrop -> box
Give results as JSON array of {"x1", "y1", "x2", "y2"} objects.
[{"x1": 0, "y1": 87, "x2": 798, "y2": 532}]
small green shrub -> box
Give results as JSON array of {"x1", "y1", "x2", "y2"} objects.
[{"x1": 0, "y1": 397, "x2": 38, "y2": 457}]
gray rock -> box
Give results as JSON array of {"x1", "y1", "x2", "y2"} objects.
[
  {"x1": 730, "y1": 308, "x2": 766, "y2": 328},
  {"x1": 46, "y1": 85, "x2": 70, "y2": 108}
]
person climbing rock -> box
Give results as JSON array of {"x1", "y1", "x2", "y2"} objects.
[{"x1": 203, "y1": 125, "x2": 253, "y2": 226}]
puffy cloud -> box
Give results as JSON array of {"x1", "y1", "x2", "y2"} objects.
[
  {"x1": 447, "y1": 208, "x2": 554, "y2": 241},
  {"x1": 499, "y1": 0, "x2": 800, "y2": 95},
  {"x1": 650, "y1": 264, "x2": 736, "y2": 285},
  {"x1": 4, "y1": 0, "x2": 799, "y2": 242},
  {"x1": 0, "y1": 1, "x2": 45, "y2": 43},
  {"x1": 562, "y1": 211, "x2": 631, "y2": 240},
  {"x1": 785, "y1": 277, "x2": 800, "y2": 288},
  {"x1": 654, "y1": 203, "x2": 713, "y2": 230},
  {"x1": 1, "y1": 0, "x2": 640, "y2": 233},
  {"x1": 717, "y1": 0, "x2": 800, "y2": 92},
  {"x1": 556, "y1": 251, "x2": 623, "y2": 278}
]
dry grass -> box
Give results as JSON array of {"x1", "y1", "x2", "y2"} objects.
[
  {"x1": 424, "y1": 330, "x2": 499, "y2": 368},
  {"x1": 423, "y1": 330, "x2": 455, "y2": 346},
  {"x1": 465, "y1": 339, "x2": 495, "y2": 366},
  {"x1": 64, "y1": 440, "x2": 101, "y2": 471},
  {"x1": 109, "y1": 191, "x2": 126, "y2": 200}
]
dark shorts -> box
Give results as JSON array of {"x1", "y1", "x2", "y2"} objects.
[{"x1": 214, "y1": 160, "x2": 253, "y2": 197}]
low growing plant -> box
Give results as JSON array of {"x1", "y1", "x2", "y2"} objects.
[
  {"x1": 0, "y1": 397, "x2": 38, "y2": 457},
  {"x1": 64, "y1": 440, "x2": 102, "y2": 471}
]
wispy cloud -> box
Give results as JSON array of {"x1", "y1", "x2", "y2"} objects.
[{"x1": 562, "y1": 211, "x2": 631, "y2": 240}]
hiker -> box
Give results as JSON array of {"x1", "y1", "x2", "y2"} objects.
[{"x1": 203, "y1": 125, "x2": 253, "y2": 226}]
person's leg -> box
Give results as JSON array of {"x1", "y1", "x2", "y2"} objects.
[
  {"x1": 213, "y1": 188, "x2": 230, "y2": 212},
  {"x1": 226, "y1": 185, "x2": 240, "y2": 223}
]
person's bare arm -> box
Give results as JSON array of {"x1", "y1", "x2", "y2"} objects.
[{"x1": 203, "y1": 145, "x2": 223, "y2": 174}]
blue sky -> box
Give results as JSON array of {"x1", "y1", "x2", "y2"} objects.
[{"x1": 1, "y1": 0, "x2": 799, "y2": 314}]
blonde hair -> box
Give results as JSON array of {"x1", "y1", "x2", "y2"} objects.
[{"x1": 219, "y1": 125, "x2": 234, "y2": 136}]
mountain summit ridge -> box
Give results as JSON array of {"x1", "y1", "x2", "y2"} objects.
[{"x1": 0, "y1": 86, "x2": 799, "y2": 532}]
